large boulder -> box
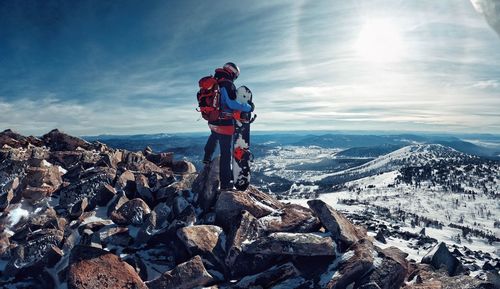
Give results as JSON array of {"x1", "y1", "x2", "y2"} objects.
[
  {"x1": 68, "y1": 245, "x2": 147, "y2": 289},
  {"x1": 421, "y1": 242, "x2": 463, "y2": 276},
  {"x1": 107, "y1": 192, "x2": 129, "y2": 218},
  {"x1": 257, "y1": 203, "x2": 320, "y2": 233},
  {"x1": 49, "y1": 151, "x2": 84, "y2": 170},
  {"x1": 122, "y1": 151, "x2": 163, "y2": 174},
  {"x1": 319, "y1": 238, "x2": 375, "y2": 289},
  {"x1": 152, "y1": 202, "x2": 171, "y2": 228},
  {"x1": 233, "y1": 262, "x2": 300, "y2": 289},
  {"x1": 177, "y1": 225, "x2": 224, "y2": 256},
  {"x1": 20, "y1": 164, "x2": 63, "y2": 202},
  {"x1": 42, "y1": 129, "x2": 95, "y2": 151},
  {"x1": 172, "y1": 204, "x2": 197, "y2": 227},
  {"x1": 307, "y1": 199, "x2": 366, "y2": 249},
  {"x1": 97, "y1": 150, "x2": 123, "y2": 169},
  {"x1": 215, "y1": 186, "x2": 283, "y2": 229},
  {"x1": 4, "y1": 229, "x2": 64, "y2": 278},
  {"x1": 135, "y1": 174, "x2": 154, "y2": 205},
  {"x1": 244, "y1": 232, "x2": 336, "y2": 256},
  {"x1": 358, "y1": 246, "x2": 409, "y2": 289},
  {"x1": 146, "y1": 255, "x2": 214, "y2": 289},
  {"x1": 135, "y1": 211, "x2": 157, "y2": 245},
  {"x1": 192, "y1": 157, "x2": 219, "y2": 211},
  {"x1": 177, "y1": 225, "x2": 226, "y2": 272},
  {"x1": 98, "y1": 226, "x2": 132, "y2": 247},
  {"x1": 224, "y1": 210, "x2": 275, "y2": 278},
  {"x1": 111, "y1": 198, "x2": 151, "y2": 226},
  {"x1": 59, "y1": 168, "x2": 116, "y2": 210},
  {"x1": 115, "y1": 170, "x2": 136, "y2": 194}
]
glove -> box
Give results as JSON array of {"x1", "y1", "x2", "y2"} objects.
[{"x1": 249, "y1": 101, "x2": 255, "y2": 112}]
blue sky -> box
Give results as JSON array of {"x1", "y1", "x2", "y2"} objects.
[{"x1": 0, "y1": 0, "x2": 499, "y2": 136}]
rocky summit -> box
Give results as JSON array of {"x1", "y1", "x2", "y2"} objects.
[{"x1": 0, "y1": 129, "x2": 497, "y2": 289}]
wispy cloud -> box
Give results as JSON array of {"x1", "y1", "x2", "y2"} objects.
[
  {"x1": 470, "y1": 79, "x2": 500, "y2": 89},
  {"x1": 0, "y1": 0, "x2": 499, "y2": 135}
]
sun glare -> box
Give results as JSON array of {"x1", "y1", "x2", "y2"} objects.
[{"x1": 355, "y1": 19, "x2": 405, "y2": 63}]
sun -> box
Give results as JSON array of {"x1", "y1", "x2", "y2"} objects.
[{"x1": 355, "y1": 19, "x2": 405, "y2": 63}]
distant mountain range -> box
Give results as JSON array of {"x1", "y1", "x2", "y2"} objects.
[{"x1": 83, "y1": 132, "x2": 500, "y2": 162}]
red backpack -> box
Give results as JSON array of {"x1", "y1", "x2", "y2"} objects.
[{"x1": 196, "y1": 76, "x2": 221, "y2": 122}]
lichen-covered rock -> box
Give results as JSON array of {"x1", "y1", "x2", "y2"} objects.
[
  {"x1": 146, "y1": 255, "x2": 214, "y2": 289},
  {"x1": 215, "y1": 186, "x2": 283, "y2": 230},
  {"x1": 225, "y1": 211, "x2": 262, "y2": 265},
  {"x1": 223, "y1": 210, "x2": 276, "y2": 278},
  {"x1": 111, "y1": 198, "x2": 151, "y2": 226},
  {"x1": 5, "y1": 229, "x2": 64, "y2": 277},
  {"x1": 257, "y1": 203, "x2": 320, "y2": 234},
  {"x1": 320, "y1": 238, "x2": 375, "y2": 289},
  {"x1": 59, "y1": 168, "x2": 116, "y2": 210},
  {"x1": 152, "y1": 202, "x2": 171, "y2": 229},
  {"x1": 307, "y1": 199, "x2": 367, "y2": 249},
  {"x1": 115, "y1": 170, "x2": 135, "y2": 192},
  {"x1": 177, "y1": 224, "x2": 226, "y2": 272},
  {"x1": 193, "y1": 157, "x2": 219, "y2": 212},
  {"x1": 97, "y1": 150, "x2": 123, "y2": 169},
  {"x1": 135, "y1": 173, "x2": 153, "y2": 205},
  {"x1": 20, "y1": 165, "x2": 63, "y2": 202},
  {"x1": 177, "y1": 225, "x2": 224, "y2": 255},
  {"x1": 358, "y1": 246, "x2": 409, "y2": 289},
  {"x1": 49, "y1": 151, "x2": 84, "y2": 170},
  {"x1": 135, "y1": 211, "x2": 157, "y2": 245},
  {"x1": 173, "y1": 204, "x2": 196, "y2": 226},
  {"x1": 99, "y1": 226, "x2": 131, "y2": 247},
  {"x1": 244, "y1": 232, "x2": 336, "y2": 256},
  {"x1": 233, "y1": 262, "x2": 300, "y2": 289},
  {"x1": 68, "y1": 245, "x2": 147, "y2": 289},
  {"x1": 123, "y1": 152, "x2": 163, "y2": 174}
]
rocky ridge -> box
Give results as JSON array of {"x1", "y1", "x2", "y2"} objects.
[{"x1": 0, "y1": 129, "x2": 498, "y2": 289}]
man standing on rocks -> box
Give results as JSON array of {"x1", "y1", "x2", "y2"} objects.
[{"x1": 202, "y1": 62, "x2": 253, "y2": 191}]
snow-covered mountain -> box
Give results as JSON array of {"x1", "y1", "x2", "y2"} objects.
[{"x1": 315, "y1": 144, "x2": 478, "y2": 184}]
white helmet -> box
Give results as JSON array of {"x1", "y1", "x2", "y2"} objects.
[{"x1": 223, "y1": 62, "x2": 240, "y2": 79}]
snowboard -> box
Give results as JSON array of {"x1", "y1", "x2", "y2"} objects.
[{"x1": 232, "y1": 85, "x2": 255, "y2": 191}]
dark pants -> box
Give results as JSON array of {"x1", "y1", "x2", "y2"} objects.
[{"x1": 203, "y1": 131, "x2": 233, "y2": 188}]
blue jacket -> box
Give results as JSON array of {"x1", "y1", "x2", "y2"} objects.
[{"x1": 220, "y1": 87, "x2": 252, "y2": 115}]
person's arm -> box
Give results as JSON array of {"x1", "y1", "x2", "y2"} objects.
[{"x1": 221, "y1": 87, "x2": 252, "y2": 112}]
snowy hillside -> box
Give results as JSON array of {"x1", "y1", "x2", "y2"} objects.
[{"x1": 316, "y1": 144, "x2": 476, "y2": 182}]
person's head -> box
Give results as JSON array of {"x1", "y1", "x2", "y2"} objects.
[{"x1": 223, "y1": 62, "x2": 240, "y2": 80}]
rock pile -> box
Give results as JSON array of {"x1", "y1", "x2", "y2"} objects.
[{"x1": 0, "y1": 129, "x2": 497, "y2": 289}]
